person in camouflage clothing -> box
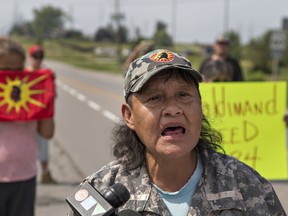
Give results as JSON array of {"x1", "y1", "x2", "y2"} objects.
[{"x1": 68, "y1": 49, "x2": 285, "y2": 216}]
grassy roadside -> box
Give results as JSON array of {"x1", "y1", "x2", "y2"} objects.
[
  {"x1": 17, "y1": 37, "x2": 122, "y2": 74},
  {"x1": 12, "y1": 36, "x2": 209, "y2": 74},
  {"x1": 13, "y1": 36, "x2": 287, "y2": 104},
  {"x1": 13, "y1": 36, "x2": 288, "y2": 82}
]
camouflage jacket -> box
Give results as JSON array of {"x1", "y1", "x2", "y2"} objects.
[{"x1": 71, "y1": 149, "x2": 286, "y2": 216}]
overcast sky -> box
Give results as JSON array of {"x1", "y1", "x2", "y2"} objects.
[{"x1": 0, "y1": 0, "x2": 287, "y2": 44}]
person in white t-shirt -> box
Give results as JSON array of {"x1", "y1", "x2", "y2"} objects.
[{"x1": 0, "y1": 38, "x2": 54, "y2": 216}]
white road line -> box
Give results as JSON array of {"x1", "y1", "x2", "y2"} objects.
[
  {"x1": 75, "y1": 93, "x2": 87, "y2": 102},
  {"x1": 87, "y1": 100, "x2": 101, "y2": 111},
  {"x1": 57, "y1": 80, "x2": 120, "y2": 123},
  {"x1": 102, "y1": 110, "x2": 121, "y2": 123},
  {"x1": 55, "y1": 79, "x2": 62, "y2": 85},
  {"x1": 61, "y1": 83, "x2": 69, "y2": 91},
  {"x1": 68, "y1": 88, "x2": 77, "y2": 96}
]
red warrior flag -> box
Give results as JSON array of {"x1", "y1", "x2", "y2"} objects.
[{"x1": 0, "y1": 68, "x2": 55, "y2": 121}]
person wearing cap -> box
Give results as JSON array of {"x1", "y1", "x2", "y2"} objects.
[
  {"x1": 0, "y1": 38, "x2": 54, "y2": 216},
  {"x1": 26, "y1": 45, "x2": 45, "y2": 72},
  {"x1": 199, "y1": 35, "x2": 244, "y2": 81},
  {"x1": 26, "y1": 44, "x2": 57, "y2": 184},
  {"x1": 68, "y1": 49, "x2": 284, "y2": 215}
]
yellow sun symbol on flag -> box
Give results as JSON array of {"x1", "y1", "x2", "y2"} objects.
[{"x1": 0, "y1": 74, "x2": 49, "y2": 114}]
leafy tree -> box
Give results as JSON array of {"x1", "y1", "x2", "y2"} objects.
[
  {"x1": 94, "y1": 24, "x2": 128, "y2": 43},
  {"x1": 280, "y1": 30, "x2": 288, "y2": 67},
  {"x1": 94, "y1": 25, "x2": 115, "y2": 42},
  {"x1": 9, "y1": 21, "x2": 34, "y2": 36},
  {"x1": 226, "y1": 31, "x2": 241, "y2": 60},
  {"x1": 134, "y1": 27, "x2": 143, "y2": 42},
  {"x1": 32, "y1": 5, "x2": 68, "y2": 43},
  {"x1": 152, "y1": 21, "x2": 173, "y2": 47},
  {"x1": 63, "y1": 29, "x2": 84, "y2": 39},
  {"x1": 117, "y1": 25, "x2": 128, "y2": 43},
  {"x1": 244, "y1": 31, "x2": 271, "y2": 73}
]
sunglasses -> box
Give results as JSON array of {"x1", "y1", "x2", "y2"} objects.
[
  {"x1": 31, "y1": 52, "x2": 44, "y2": 60},
  {"x1": 217, "y1": 41, "x2": 229, "y2": 46}
]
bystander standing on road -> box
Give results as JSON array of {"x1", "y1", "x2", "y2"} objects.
[
  {"x1": 68, "y1": 49, "x2": 285, "y2": 215},
  {"x1": 26, "y1": 44, "x2": 57, "y2": 184},
  {"x1": 199, "y1": 35, "x2": 244, "y2": 81},
  {"x1": 0, "y1": 38, "x2": 54, "y2": 216}
]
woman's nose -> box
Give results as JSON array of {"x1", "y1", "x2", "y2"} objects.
[{"x1": 162, "y1": 99, "x2": 182, "y2": 117}]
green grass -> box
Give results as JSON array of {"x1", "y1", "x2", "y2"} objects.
[
  {"x1": 12, "y1": 36, "x2": 123, "y2": 74},
  {"x1": 11, "y1": 36, "x2": 288, "y2": 105},
  {"x1": 12, "y1": 36, "x2": 288, "y2": 81}
]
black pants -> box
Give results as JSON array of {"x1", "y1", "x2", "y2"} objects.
[{"x1": 0, "y1": 176, "x2": 36, "y2": 216}]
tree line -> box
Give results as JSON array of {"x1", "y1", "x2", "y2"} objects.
[
  {"x1": 9, "y1": 5, "x2": 288, "y2": 77},
  {"x1": 10, "y1": 5, "x2": 172, "y2": 46}
]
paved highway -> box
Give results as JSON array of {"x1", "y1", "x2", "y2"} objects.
[{"x1": 52, "y1": 61, "x2": 123, "y2": 176}]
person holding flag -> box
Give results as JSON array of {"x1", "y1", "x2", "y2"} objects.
[
  {"x1": 0, "y1": 37, "x2": 55, "y2": 216},
  {"x1": 26, "y1": 44, "x2": 57, "y2": 184}
]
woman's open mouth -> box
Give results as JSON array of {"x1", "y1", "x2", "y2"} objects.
[{"x1": 161, "y1": 126, "x2": 186, "y2": 137}]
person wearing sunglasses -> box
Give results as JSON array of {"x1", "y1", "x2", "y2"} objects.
[
  {"x1": 26, "y1": 45, "x2": 45, "y2": 72},
  {"x1": 26, "y1": 44, "x2": 57, "y2": 184}
]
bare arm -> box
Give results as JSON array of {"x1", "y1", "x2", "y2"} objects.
[{"x1": 37, "y1": 118, "x2": 54, "y2": 139}]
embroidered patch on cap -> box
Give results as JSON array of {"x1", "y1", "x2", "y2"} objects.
[{"x1": 150, "y1": 50, "x2": 174, "y2": 62}]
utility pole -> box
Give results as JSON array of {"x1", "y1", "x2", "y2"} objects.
[
  {"x1": 224, "y1": 0, "x2": 229, "y2": 34},
  {"x1": 113, "y1": 0, "x2": 124, "y2": 67}
]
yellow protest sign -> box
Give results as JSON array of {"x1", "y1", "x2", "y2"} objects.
[{"x1": 200, "y1": 82, "x2": 287, "y2": 180}]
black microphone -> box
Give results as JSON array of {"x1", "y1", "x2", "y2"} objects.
[
  {"x1": 66, "y1": 181, "x2": 130, "y2": 216},
  {"x1": 117, "y1": 209, "x2": 141, "y2": 216}
]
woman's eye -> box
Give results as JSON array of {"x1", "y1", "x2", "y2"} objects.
[
  {"x1": 178, "y1": 91, "x2": 194, "y2": 102},
  {"x1": 148, "y1": 95, "x2": 160, "y2": 102},
  {"x1": 179, "y1": 92, "x2": 190, "y2": 97}
]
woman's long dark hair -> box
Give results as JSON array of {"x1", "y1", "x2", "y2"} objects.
[
  {"x1": 112, "y1": 115, "x2": 223, "y2": 170},
  {"x1": 112, "y1": 70, "x2": 223, "y2": 170}
]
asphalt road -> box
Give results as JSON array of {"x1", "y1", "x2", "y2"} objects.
[
  {"x1": 51, "y1": 61, "x2": 123, "y2": 176},
  {"x1": 37, "y1": 60, "x2": 124, "y2": 215},
  {"x1": 35, "y1": 61, "x2": 288, "y2": 215}
]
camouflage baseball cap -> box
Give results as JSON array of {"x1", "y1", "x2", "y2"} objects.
[{"x1": 124, "y1": 49, "x2": 202, "y2": 100}]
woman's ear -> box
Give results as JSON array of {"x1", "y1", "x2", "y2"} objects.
[{"x1": 121, "y1": 103, "x2": 134, "y2": 130}]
